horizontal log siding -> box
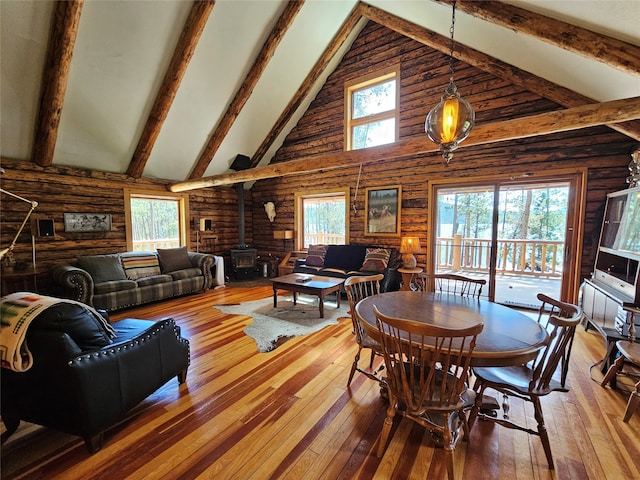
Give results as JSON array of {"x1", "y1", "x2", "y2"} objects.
[
  {"x1": 251, "y1": 22, "x2": 634, "y2": 291},
  {"x1": 1, "y1": 22, "x2": 634, "y2": 294},
  {"x1": 0, "y1": 159, "x2": 245, "y2": 293}
]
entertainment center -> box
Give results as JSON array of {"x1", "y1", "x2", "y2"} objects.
[{"x1": 581, "y1": 185, "x2": 640, "y2": 370}]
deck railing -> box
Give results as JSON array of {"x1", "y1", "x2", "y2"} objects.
[
  {"x1": 304, "y1": 233, "x2": 345, "y2": 246},
  {"x1": 436, "y1": 234, "x2": 563, "y2": 277},
  {"x1": 132, "y1": 239, "x2": 180, "y2": 251}
]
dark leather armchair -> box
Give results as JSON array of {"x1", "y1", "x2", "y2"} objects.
[{"x1": 1, "y1": 303, "x2": 190, "y2": 453}]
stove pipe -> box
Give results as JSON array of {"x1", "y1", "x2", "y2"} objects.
[
  {"x1": 236, "y1": 183, "x2": 249, "y2": 249},
  {"x1": 230, "y1": 154, "x2": 252, "y2": 249}
]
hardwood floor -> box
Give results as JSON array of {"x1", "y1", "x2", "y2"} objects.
[{"x1": 2, "y1": 286, "x2": 639, "y2": 479}]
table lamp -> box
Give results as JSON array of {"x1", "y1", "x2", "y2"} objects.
[{"x1": 399, "y1": 236, "x2": 421, "y2": 269}]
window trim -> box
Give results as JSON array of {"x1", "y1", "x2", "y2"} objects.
[
  {"x1": 124, "y1": 188, "x2": 190, "y2": 251},
  {"x1": 344, "y1": 64, "x2": 400, "y2": 151},
  {"x1": 294, "y1": 188, "x2": 350, "y2": 250}
]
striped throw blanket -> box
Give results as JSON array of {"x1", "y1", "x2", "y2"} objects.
[{"x1": 0, "y1": 292, "x2": 115, "y2": 372}]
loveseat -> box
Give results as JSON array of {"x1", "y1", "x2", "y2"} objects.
[
  {"x1": 0, "y1": 295, "x2": 190, "y2": 452},
  {"x1": 51, "y1": 247, "x2": 216, "y2": 311},
  {"x1": 293, "y1": 244, "x2": 402, "y2": 292}
]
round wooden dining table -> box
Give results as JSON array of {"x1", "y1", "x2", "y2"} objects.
[{"x1": 355, "y1": 291, "x2": 549, "y2": 367}]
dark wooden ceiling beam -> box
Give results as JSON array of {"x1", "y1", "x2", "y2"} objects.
[
  {"x1": 127, "y1": 1, "x2": 214, "y2": 179},
  {"x1": 361, "y1": 2, "x2": 640, "y2": 141},
  {"x1": 187, "y1": 0, "x2": 305, "y2": 180},
  {"x1": 169, "y1": 96, "x2": 640, "y2": 191},
  {"x1": 249, "y1": 3, "x2": 363, "y2": 169},
  {"x1": 32, "y1": 0, "x2": 84, "y2": 167},
  {"x1": 451, "y1": 0, "x2": 640, "y2": 76}
]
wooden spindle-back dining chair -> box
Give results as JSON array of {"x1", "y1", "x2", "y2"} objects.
[
  {"x1": 418, "y1": 273, "x2": 486, "y2": 299},
  {"x1": 601, "y1": 305, "x2": 640, "y2": 422},
  {"x1": 373, "y1": 305, "x2": 483, "y2": 480},
  {"x1": 344, "y1": 274, "x2": 385, "y2": 387},
  {"x1": 468, "y1": 295, "x2": 582, "y2": 470}
]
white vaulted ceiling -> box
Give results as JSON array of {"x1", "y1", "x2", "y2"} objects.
[{"x1": 1, "y1": 0, "x2": 639, "y2": 182}]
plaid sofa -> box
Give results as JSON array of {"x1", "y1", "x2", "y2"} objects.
[{"x1": 51, "y1": 248, "x2": 215, "y2": 311}]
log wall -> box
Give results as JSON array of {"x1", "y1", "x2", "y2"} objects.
[
  {"x1": 250, "y1": 22, "x2": 636, "y2": 287},
  {"x1": 1, "y1": 22, "x2": 636, "y2": 297},
  {"x1": 0, "y1": 158, "x2": 247, "y2": 292}
]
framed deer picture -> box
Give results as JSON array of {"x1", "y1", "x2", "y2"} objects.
[{"x1": 364, "y1": 185, "x2": 401, "y2": 236}]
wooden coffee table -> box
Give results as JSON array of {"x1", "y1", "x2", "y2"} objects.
[{"x1": 271, "y1": 273, "x2": 344, "y2": 318}]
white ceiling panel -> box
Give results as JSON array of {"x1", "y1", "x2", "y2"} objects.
[
  {"x1": 146, "y1": 0, "x2": 286, "y2": 180},
  {"x1": 1, "y1": 0, "x2": 54, "y2": 160},
  {"x1": 1, "y1": 0, "x2": 637, "y2": 182},
  {"x1": 54, "y1": 0, "x2": 191, "y2": 173},
  {"x1": 203, "y1": 0, "x2": 359, "y2": 178}
]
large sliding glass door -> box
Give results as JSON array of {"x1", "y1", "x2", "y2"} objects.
[
  {"x1": 431, "y1": 173, "x2": 584, "y2": 307},
  {"x1": 434, "y1": 186, "x2": 494, "y2": 296}
]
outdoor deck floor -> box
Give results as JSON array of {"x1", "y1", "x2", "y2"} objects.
[{"x1": 439, "y1": 270, "x2": 564, "y2": 309}]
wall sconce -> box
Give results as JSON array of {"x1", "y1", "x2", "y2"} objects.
[
  {"x1": 274, "y1": 230, "x2": 294, "y2": 250},
  {"x1": 199, "y1": 218, "x2": 213, "y2": 231},
  {"x1": 399, "y1": 236, "x2": 421, "y2": 269}
]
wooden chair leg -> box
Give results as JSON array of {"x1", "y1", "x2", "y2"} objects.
[
  {"x1": 177, "y1": 368, "x2": 188, "y2": 384},
  {"x1": 601, "y1": 354, "x2": 625, "y2": 389},
  {"x1": 377, "y1": 399, "x2": 396, "y2": 458},
  {"x1": 444, "y1": 446, "x2": 455, "y2": 480},
  {"x1": 442, "y1": 418, "x2": 456, "y2": 480},
  {"x1": 368, "y1": 349, "x2": 375, "y2": 369},
  {"x1": 532, "y1": 397, "x2": 554, "y2": 470},
  {"x1": 623, "y1": 379, "x2": 640, "y2": 422},
  {"x1": 347, "y1": 346, "x2": 362, "y2": 387},
  {"x1": 467, "y1": 382, "x2": 486, "y2": 430}
]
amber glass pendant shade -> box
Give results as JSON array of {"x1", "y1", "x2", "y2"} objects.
[{"x1": 425, "y1": 80, "x2": 475, "y2": 164}]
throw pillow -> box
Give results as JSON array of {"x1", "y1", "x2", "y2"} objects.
[
  {"x1": 121, "y1": 251, "x2": 161, "y2": 280},
  {"x1": 77, "y1": 254, "x2": 127, "y2": 284},
  {"x1": 33, "y1": 303, "x2": 113, "y2": 350},
  {"x1": 360, "y1": 248, "x2": 391, "y2": 273},
  {"x1": 157, "y1": 246, "x2": 192, "y2": 273},
  {"x1": 305, "y1": 245, "x2": 327, "y2": 267}
]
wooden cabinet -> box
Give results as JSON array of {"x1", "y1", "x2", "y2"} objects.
[
  {"x1": 582, "y1": 186, "x2": 640, "y2": 338},
  {"x1": 582, "y1": 279, "x2": 630, "y2": 334}
]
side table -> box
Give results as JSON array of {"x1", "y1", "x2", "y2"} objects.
[
  {"x1": 1, "y1": 264, "x2": 47, "y2": 295},
  {"x1": 398, "y1": 267, "x2": 423, "y2": 291}
]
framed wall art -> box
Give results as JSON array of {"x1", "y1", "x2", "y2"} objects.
[
  {"x1": 64, "y1": 213, "x2": 112, "y2": 232},
  {"x1": 364, "y1": 185, "x2": 401, "y2": 236}
]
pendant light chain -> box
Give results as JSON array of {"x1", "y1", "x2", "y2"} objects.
[
  {"x1": 424, "y1": 0, "x2": 474, "y2": 165},
  {"x1": 449, "y1": 0, "x2": 457, "y2": 82}
]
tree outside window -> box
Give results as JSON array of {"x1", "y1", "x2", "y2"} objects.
[
  {"x1": 346, "y1": 66, "x2": 399, "y2": 151},
  {"x1": 124, "y1": 190, "x2": 188, "y2": 251},
  {"x1": 296, "y1": 191, "x2": 349, "y2": 249}
]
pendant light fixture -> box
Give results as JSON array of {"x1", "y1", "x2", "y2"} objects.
[{"x1": 425, "y1": 0, "x2": 474, "y2": 165}]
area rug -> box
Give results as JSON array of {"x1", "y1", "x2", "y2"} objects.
[{"x1": 214, "y1": 295, "x2": 350, "y2": 352}]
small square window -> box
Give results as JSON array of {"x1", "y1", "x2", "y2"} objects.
[{"x1": 345, "y1": 66, "x2": 399, "y2": 151}]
